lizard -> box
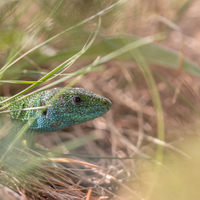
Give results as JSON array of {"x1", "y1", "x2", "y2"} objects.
[{"x1": 0, "y1": 88, "x2": 112, "y2": 139}]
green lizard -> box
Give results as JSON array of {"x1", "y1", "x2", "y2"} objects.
[{"x1": 0, "y1": 88, "x2": 112, "y2": 138}]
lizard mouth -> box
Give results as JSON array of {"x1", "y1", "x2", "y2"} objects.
[{"x1": 87, "y1": 107, "x2": 111, "y2": 116}]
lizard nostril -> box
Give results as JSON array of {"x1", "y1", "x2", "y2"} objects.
[{"x1": 103, "y1": 98, "x2": 112, "y2": 107}]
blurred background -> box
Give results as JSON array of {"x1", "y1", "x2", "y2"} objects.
[{"x1": 1, "y1": 0, "x2": 200, "y2": 199}]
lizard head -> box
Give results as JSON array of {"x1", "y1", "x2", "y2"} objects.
[{"x1": 30, "y1": 88, "x2": 112, "y2": 133}]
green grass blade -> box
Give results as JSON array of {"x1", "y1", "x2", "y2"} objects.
[
  {"x1": 0, "y1": 0, "x2": 64, "y2": 77},
  {"x1": 0, "y1": 0, "x2": 126, "y2": 77},
  {"x1": 132, "y1": 49, "x2": 165, "y2": 200},
  {"x1": 34, "y1": 35, "x2": 200, "y2": 77}
]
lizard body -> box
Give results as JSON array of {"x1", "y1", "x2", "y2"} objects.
[{"x1": 0, "y1": 88, "x2": 111, "y2": 137}]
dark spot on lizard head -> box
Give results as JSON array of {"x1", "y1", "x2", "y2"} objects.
[
  {"x1": 42, "y1": 102, "x2": 48, "y2": 116},
  {"x1": 43, "y1": 109, "x2": 47, "y2": 116}
]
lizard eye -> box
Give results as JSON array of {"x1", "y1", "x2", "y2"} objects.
[{"x1": 73, "y1": 96, "x2": 82, "y2": 104}]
